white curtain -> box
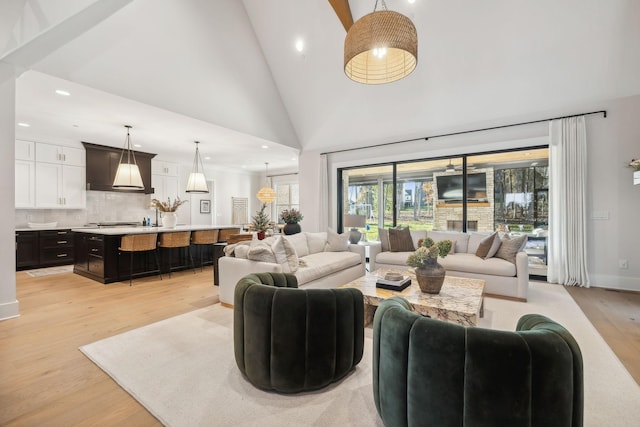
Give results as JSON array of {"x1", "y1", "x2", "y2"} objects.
[
  {"x1": 319, "y1": 154, "x2": 329, "y2": 231},
  {"x1": 548, "y1": 116, "x2": 590, "y2": 286}
]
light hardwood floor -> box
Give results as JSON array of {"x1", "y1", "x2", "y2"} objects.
[
  {"x1": 1, "y1": 271, "x2": 638, "y2": 426},
  {"x1": 1, "y1": 267, "x2": 218, "y2": 427}
]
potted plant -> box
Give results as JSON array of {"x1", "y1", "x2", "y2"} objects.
[
  {"x1": 406, "y1": 237, "x2": 452, "y2": 294},
  {"x1": 280, "y1": 208, "x2": 303, "y2": 235},
  {"x1": 150, "y1": 197, "x2": 188, "y2": 228},
  {"x1": 251, "y1": 203, "x2": 271, "y2": 240}
]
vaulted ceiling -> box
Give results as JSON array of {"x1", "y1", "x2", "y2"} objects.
[{"x1": 3, "y1": 0, "x2": 640, "y2": 170}]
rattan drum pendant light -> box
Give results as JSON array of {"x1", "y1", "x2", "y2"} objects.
[
  {"x1": 256, "y1": 162, "x2": 276, "y2": 203},
  {"x1": 344, "y1": 0, "x2": 418, "y2": 84}
]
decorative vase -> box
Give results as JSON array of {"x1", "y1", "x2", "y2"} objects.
[
  {"x1": 257, "y1": 231, "x2": 266, "y2": 240},
  {"x1": 415, "y1": 262, "x2": 446, "y2": 294},
  {"x1": 162, "y1": 212, "x2": 177, "y2": 228},
  {"x1": 283, "y1": 223, "x2": 301, "y2": 235}
]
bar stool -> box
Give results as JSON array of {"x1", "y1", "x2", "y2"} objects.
[
  {"x1": 158, "y1": 231, "x2": 195, "y2": 277},
  {"x1": 118, "y1": 233, "x2": 162, "y2": 286},
  {"x1": 227, "y1": 233, "x2": 254, "y2": 244},
  {"x1": 191, "y1": 229, "x2": 219, "y2": 272},
  {"x1": 218, "y1": 228, "x2": 240, "y2": 243}
]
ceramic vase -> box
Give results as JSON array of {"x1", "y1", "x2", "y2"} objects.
[
  {"x1": 283, "y1": 223, "x2": 301, "y2": 235},
  {"x1": 257, "y1": 231, "x2": 266, "y2": 240},
  {"x1": 162, "y1": 212, "x2": 177, "y2": 228},
  {"x1": 415, "y1": 262, "x2": 446, "y2": 294}
]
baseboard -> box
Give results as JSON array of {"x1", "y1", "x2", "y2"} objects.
[
  {"x1": 220, "y1": 302, "x2": 233, "y2": 309},
  {"x1": 589, "y1": 274, "x2": 640, "y2": 292},
  {"x1": 0, "y1": 299, "x2": 20, "y2": 321}
]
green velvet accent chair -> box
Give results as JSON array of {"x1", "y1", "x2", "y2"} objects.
[
  {"x1": 373, "y1": 296, "x2": 583, "y2": 427},
  {"x1": 234, "y1": 272, "x2": 365, "y2": 393}
]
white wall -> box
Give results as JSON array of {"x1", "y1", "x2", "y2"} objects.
[
  {"x1": 0, "y1": 63, "x2": 19, "y2": 320},
  {"x1": 299, "y1": 94, "x2": 640, "y2": 291}
]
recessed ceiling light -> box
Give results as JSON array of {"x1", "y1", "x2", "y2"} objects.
[
  {"x1": 408, "y1": 0, "x2": 416, "y2": 4},
  {"x1": 261, "y1": 145, "x2": 269, "y2": 149},
  {"x1": 295, "y1": 38, "x2": 304, "y2": 53},
  {"x1": 133, "y1": 144, "x2": 142, "y2": 148},
  {"x1": 204, "y1": 156, "x2": 211, "y2": 160},
  {"x1": 55, "y1": 89, "x2": 71, "y2": 96},
  {"x1": 242, "y1": 165, "x2": 247, "y2": 169},
  {"x1": 17, "y1": 122, "x2": 30, "y2": 127}
]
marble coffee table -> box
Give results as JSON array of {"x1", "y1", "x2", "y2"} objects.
[{"x1": 340, "y1": 268, "x2": 485, "y2": 327}]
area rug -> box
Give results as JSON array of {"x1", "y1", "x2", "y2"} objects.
[
  {"x1": 80, "y1": 282, "x2": 640, "y2": 427},
  {"x1": 25, "y1": 265, "x2": 74, "y2": 277}
]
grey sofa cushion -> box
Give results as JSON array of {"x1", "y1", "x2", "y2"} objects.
[
  {"x1": 496, "y1": 234, "x2": 528, "y2": 264},
  {"x1": 378, "y1": 228, "x2": 390, "y2": 252},
  {"x1": 389, "y1": 227, "x2": 415, "y2": 252},
  {"x1": 475, "y1": 232, "x2": 498, "y2": 258}
]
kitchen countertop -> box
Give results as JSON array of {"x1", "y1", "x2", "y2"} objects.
[
  {"x1": 16, "y1": 226, "x2": 94, "y2": 232},
  {"x1": 70, "y1": 224, "x2": 242, "y2": 235}
]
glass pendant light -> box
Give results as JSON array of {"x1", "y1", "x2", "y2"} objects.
[
  {"x1": 186, "y1": 141, "x2": 209, "y2": 193},
  {"x1": 113, "y1": 125, "x2": 144, "y2": 190}
]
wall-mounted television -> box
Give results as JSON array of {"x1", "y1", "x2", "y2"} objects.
[{"x1": 435, "y1": 173, "x2": 487, "y2": 202}]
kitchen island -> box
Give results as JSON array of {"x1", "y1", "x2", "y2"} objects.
[{"x1": 72, "y1": 225, "x2": 243, "y2": 284}]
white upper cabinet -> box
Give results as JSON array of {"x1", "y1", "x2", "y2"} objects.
[
  {"x1": 16, "y1": 140, "x2": 35, "y2": 161},
  {"x1": 15, "y1": 160, "x2": 35, "y2": 208},
  {"x1": 35, "y1": 164, "x2": 86, "y2": 209},
  {"x1": 36, "y1": 142, "x2": 85, "y2": 166},
  {"x1": 152, "y1": 160, "x2": 179, "y2": 177}
]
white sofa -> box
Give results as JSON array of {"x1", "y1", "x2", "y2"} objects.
[
  {"x1": 370, "y1": 230, "x2": 529, "y2": 301},
  {"x1": 219, "y1": 231, "x2": 366, "y2": 306}
]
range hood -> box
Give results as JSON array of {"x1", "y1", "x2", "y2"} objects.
[{"x1": 82, "y1": 142, "x2": 156, "y2": 194}]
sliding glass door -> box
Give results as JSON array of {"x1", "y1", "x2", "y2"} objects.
[{"x1": 339, "y1": 146, "x2": 550, "y2": 277}]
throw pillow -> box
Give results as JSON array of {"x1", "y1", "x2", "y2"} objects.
[
  {"x1": 378, "y1": 228, "x2": 390, "y2": 252},
  {"x1": 325, "y1": 228, "x2": 349, "y2": 252},
  {"x1": 271, "y1": 236, "x2": 299, "y2": 273},
  {"x1": 246, "y1": 242, "x2": 277, "y2": 263},
  {"x1": 306, "y1": 232, "x2": 327, "y2": 254},
  {"x1": 234, "y1": 244, "x2": 250, "y2": 259},
  {"x1": 485, "y1": 234, "x2": 502, "y2": 259},
  {"x1": 284, "y1": 233, "x2": 309, "y2": 257},
  {"x1": 389, "y1": 227, "x2": 415, "y2": 252},
  {"x1": 495, "y1": 234, "x2": 528, "y2": 264},
  {"x1": 475, "y1": 232, "x2": 497, "y2": 258}
]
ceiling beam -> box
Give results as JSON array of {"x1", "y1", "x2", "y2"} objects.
[{"x1": 328, "y1": 0, "x2": 354, "y2": 32}]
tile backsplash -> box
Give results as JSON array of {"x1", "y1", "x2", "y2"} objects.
[{"x1": 15, "y1": 191, "x2": 156, "y2": 227}]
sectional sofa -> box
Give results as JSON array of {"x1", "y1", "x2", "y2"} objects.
[
  {"x1": 218, "y1": 231, "x2": 365, "y2": 306},
  {"x1": 370, "y1": 230, "x2": 530, "y2": 301}
]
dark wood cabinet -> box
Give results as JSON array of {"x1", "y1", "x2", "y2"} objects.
[
  {"x1": 39, "y1": 230, "x2": 74, "y2": 266},
  {"x1": 74, "y1": 233, "x2": 109, "y2": 282},
  {"x1": 16, "y1": 231, "x2": 39, "y2": 270},
  {"x1": 82, "y1": 142, "x2": 156, "y2": 194},
  {"x1": 16, "y1": 229, "x2": 75, "y2": 270}
]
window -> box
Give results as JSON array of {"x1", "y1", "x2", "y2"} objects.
[
  {"x1": 339, "y1": 147, "x2": 549, "y2": 277},
  {"x1": 275, "y1": 183, "x2": 299, "y2": 221}
]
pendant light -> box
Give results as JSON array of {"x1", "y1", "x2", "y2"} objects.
[
  {"x1": 256, "y1": 162, "x2": 276, "y2": 203},
  {"x1": 113, "y1": 125, "x2": 144, "y2": 190},
  {"x1": 186, "y1": 141, "x2": 209, "y2": 193},
  {"x1": 344, "y1": 0, "x2": 418, "y2": 84}
]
